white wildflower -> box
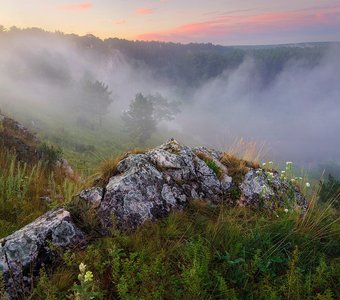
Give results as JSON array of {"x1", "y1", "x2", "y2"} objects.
[
  {"x1": 305, "y1": 182, "x2": 311, "y2": 188},
  {"x1": 284, "y1": 208, "x2": 289, "y2": 213},
  {"x1": 79, "y1": 262, "x2": 86, "y2": 274}
]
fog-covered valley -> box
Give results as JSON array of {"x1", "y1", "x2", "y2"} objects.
[{"x1": 1, "y1": 27, "x2": 340, "y2": 173}]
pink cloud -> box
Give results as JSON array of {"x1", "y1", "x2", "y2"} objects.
[
  {"x1": 137, "y1": 5, "x2": 340, "y2": 42},
  {"x1": 114, "y1": 20, "x2": 126, "y2": 25},
  {"x1": 136, "y1": 8, "x2": 154, "y2": 15},
  {"x1": 58, "y1": 2, "x2": 92, "y2": 12}
]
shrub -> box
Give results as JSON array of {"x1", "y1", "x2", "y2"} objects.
[{"x1": 39, "y1": 142, "x2": 63, "y2": 166}]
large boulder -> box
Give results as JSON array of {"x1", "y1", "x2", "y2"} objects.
[
  {"x1": 81, "y1": 139, "x2": 233, "y2": 231},
  {"x1": 0, "y1": 208, "x2": 87, "y2": 299},
  {"x1": 79, "y1": 139, "x2": 307, "y2": 232}
]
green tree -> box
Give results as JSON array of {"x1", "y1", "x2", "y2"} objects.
[
  {"x1": 122, "y1": 93, "x2": 179, "y2": 144},
  {"x1": 79, "y1": 80, "x2": 113, "y2": 126}
]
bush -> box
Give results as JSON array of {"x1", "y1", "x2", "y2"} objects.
[
  {"x1": 319, "y1": 175, "x2": 340, "y2": 209},
  {"x1": 39, "y1": 142, "x2": 63, "y2": 166}
]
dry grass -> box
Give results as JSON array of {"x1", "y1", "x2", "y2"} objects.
[
  {"x1": 88, "y1": 148, "x2": 146, "y2": 188},
  {"x1": 220, "y1": 153, "x2": 259, "y2": 184},
  {"x1": 225, "y1": 137, "x2": 266, "y2": 163}
]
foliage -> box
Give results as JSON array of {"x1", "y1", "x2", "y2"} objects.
[
  {"x1": 205, "y1": 159, "x2": 223, "y2": 178},
  {"x1": 121, "y1": 93, "x2": 179, "y2": 145},
  {"x1": 77, "y1": 80, "x2": 113, "y2": 125},
  {"x1": 39, "y1": 142, "x2": 63, "y2": 166},
  {"x1": 195, "y1": 151, "x2": 223, "y2": 179},
  {"x1": 23, "y1": 199, "x2": 339, "y2": 300},
  {"x1": 0, "y1": 148, "x2": 80, "y2": 238},
  {"x1": 69, "y1": 263, "x2": 102, "y2": 300},
  {"x1": 319, "y1": 175, "x2": 340, "y2": 209}
]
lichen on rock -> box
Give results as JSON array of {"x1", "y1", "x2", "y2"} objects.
[
  {"x1": 0, "y1": 208, "x2": 87, "y2": 299},
  {"x1": 240, "y1": 169, "x2": 307, "y2": 210},
  {"x1": 97, "y1": 139, "x2": 233, "y2": 231}
]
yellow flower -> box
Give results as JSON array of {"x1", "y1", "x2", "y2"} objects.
[{"x1": 84, "y1": 271, "x2": 93, "y2": 283}]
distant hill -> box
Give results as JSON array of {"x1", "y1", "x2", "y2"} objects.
[{"x1": 0, "y1": 26, "x2": 336, "y2": 87}]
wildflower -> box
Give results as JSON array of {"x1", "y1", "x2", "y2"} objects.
[
  {"x1": 299, "y1": 177, "x2": 303, "y2": 180},
  {"x1": 84, "y1": 271, "x2": 93, "y2": 283},
  {"x1": 284, "y1": 208, "x2": 289, "y2": 213},
  {"x1": 286, "y1": 161, "x2": 293, "y2": 166},
  {"x1": 262, "y1": 163, "x2": 266, "y2": 167},
  {"x1": 291, "y1": 178, "x2": 296, "y2": 183},
  {"x1": 269, "y1": 161, "x2": 273, "y2": 164},
  {"x1": 79, "y1": 262, "x2": 86, "y2": 274},
  {"x1": 281, "y1": 170, "x2": 285, "y2": 174},
  {"x1": 305, "y1": 182, "x2": 311, "y2": 188}
]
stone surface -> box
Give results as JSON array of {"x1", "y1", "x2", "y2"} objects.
[
  {"x1": 79, "y1": 187, "x2": 103, "y2": 208},
  {"x1": 0, "y1": 208, "x2": 87, "y2": 299},
  {"x1": 97, "y1": 139, "x2": 233, "y2": 231},
  {"x1": 240, "y1": 169, "x2": 307, "y2": 210}
]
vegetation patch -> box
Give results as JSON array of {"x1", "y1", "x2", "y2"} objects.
[
  {"x1": 221, "y1": 153, "x2": 259, "y2": 185},
  {"x1": 0, "y1": 148, "x2": 80, "y2": 238},
  {"x1": 21, "y1": 200, "x2": 340, "y2": 300},
  {"x1": 196, "y1": 151, "x2": 224, "y2": 180},
  {"x1": 39, "y1": 142, "x2": 63, "y2": 166},
  {"x1": 89, "y1": 149, "x2": 146, "y2": 188}
]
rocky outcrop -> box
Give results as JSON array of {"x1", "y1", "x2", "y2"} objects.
[
  {"x1": 79, "y1": 139, "x2": 306, "y2": 231},
  {"x1": 0, "y1": 113, "x2": 41, "y2": 162},
  {"x1": 0, "y1": 139, "x2": 307, "y2": 298},
  {"x1": 0, "y1": 113, "x2": 74, "y2": 176},
  {"x1": 0, "y1": 208, "x2": 87, "y2": 299},
  {"x1": 87, "y1": 140, "x2": 232, "y2": 231},
  {"x1": 240, "y1": 169, "x2": 307, "y2": 211}
]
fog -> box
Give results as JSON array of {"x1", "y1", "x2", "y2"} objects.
[
  {"x1": 181, "y1": 49, "x2": 340, "y2": 163},
  {"x1": 0, "y1": 30, "x2": 339, "y2": 166}
]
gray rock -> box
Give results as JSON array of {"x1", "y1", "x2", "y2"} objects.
[
  {"x1": 79, "y1": 187, "x2": 103, "y2": 208},
  {"x1": 0, "y1": 208, "x2": 87, "y2": 299},
  {"x1": 240, "y1": 169, "x2": 307, "y2": 210},
  {"x1": 97, "y1": 139, "x2": 233, "y2": 231},
  {"x1": 74, "y1": 139, "x2": 307, "y2": 231}
]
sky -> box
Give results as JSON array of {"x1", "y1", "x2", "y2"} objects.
[{"x1": 1, "y1": 0, "x2": 340, "y2": 45}]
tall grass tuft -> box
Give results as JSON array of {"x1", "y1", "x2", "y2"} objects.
[{"x1": 0, "y1": 148, "x2": 80, "y2": 238}]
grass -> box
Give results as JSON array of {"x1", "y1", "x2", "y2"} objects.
[
  {"x1": 0, "y1": 148, "x2": 80, "y2": 238},
  {"x1": 0, "y1": 111, "x2": 339, "y2": 299},
  {"x1": 86, "y1": 148, "x2": 146, "y2": 188},
  {"x1": 195, "y1": 151, "x2": 224, "y2": 180},
  {"x1": 224, "y1": 137, "x2": 266, "y2": 163},
  {"x1": 220, "y1": 153, "x2": 259, "y2": 185},
  {"x1": 23, "y1": 200, "x2": 339, "y2": 300}
]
